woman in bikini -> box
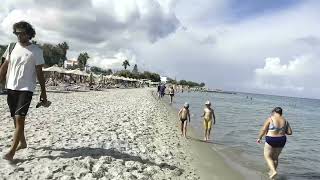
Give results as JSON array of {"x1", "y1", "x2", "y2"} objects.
[
  {"x1": 257, "y1": 107, "x2": 293, "y2": 179},
  {"x1": 169, "y1": 86, "x2": 175, "y2": 104}
]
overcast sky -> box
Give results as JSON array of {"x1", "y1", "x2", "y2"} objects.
[{"x1": 1, "y1": 0, "x2": 319, "y2": 99}]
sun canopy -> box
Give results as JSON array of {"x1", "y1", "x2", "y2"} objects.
[
  {"x1": 64, "y1": 69, "x2": 89, "y2": 76},
  {"x1": 43, "y1": 66, "x2": 65, "y2": 73}
]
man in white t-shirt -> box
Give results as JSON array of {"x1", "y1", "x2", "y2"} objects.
[{"x1": 0, "y1": 21, "x2": 48, "y2": 161}]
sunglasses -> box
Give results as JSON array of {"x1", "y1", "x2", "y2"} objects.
[{"x1": 13, "y1": 31, "x2": 27, "y2": 36}]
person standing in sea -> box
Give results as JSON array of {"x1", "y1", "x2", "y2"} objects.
[
  {"x1": 169, "y1": 86, "x2": 175, "y2": 104},
  {"x1": 201, "y1": 101, "x2": 216, "y2": 142},
  {"x1": 257, "y1": 107, "x2": 292, "y2": 179},
  {"x1": 178, "y1": 102, "x2": 191, "y2": 138}
]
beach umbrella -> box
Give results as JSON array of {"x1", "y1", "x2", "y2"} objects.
[
  {"x1": 81, "y1": 71, "x2": 89, "y2": 76},
  {"x1": 72, "y1": 69, "x2": 83, "y2": 76},
  {"x1": 43, "y1": 65, "x2": 65, "y2": 73},
  {"x1": 64, "y1": 70, "x2": 74, "y2": 74}
]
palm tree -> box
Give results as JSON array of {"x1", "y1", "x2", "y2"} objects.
[
  {"x1": 106, "y1": 69, "x2": 113, "y2": 75},
  {"x1": 132, "y1": 64, "x2": 138, "y2": 74},
  {"x1": 58, "y1": 42, "x2": 69, "y2": 61},
  {"x1": 122, "y1": 60, "x2": 130, "y2": 70},
  {"x1": 78, "y1": 52, "x2": 90, "y2": 70}
]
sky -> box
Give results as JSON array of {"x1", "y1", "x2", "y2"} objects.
[{"x1": 0, "y1": 0, "x2": 319, "y2": 99}]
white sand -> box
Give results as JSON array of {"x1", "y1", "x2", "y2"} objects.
[{"x1": 0, "y1": 88, "x2": 199, "y2": 180}]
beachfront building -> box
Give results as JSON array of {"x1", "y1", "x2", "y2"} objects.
[
  {"x1": 160, "y1": 76, "x2": 168, "y2": 83},
  {"x1": 64, "y1": 59, "x2": 79, "y2": 69}
]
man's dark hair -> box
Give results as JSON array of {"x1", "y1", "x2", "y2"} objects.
[{"x1": 13, "y1": 21, "x2": 36, "y2": 40}]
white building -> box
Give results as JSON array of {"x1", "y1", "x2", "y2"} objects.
[
  {"x1": 160, "y1": 76, "x2": 167, "y2": 83},
  {"x1": 64, "y1": 59, "x2": 79, "y2": 69}
]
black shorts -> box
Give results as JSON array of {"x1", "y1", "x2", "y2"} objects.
[
  {"x1": 180, "y1": 118, "x2": 187, "y2": 123},
  {"x1": 7, "y1": 90, "x2": 33, "y2": 117}
]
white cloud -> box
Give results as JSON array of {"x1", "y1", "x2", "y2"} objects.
[
  {"x1": 0, "y1": 0, "x2": 179, "y2": 69},
  {"x1": 252, "y1": 55, "x2": 320, "y2": 93},
  {"x1": 88, "y1": 50, "x2": 137, "y2": 70},
  {"x1": 0, "y1": 0, "x2": 320, "y2": 98},
  {"x1": 255, "y1": 56, "x2": 313, "y2": 77},
  {"x1": 0, "y1": 0, "x2": 201, "y2": 56}
]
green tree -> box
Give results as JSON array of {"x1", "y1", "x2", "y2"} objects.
[
  {"x1": 167, "y1": 77, "x2": 177, "y2": 84},
  {"x1": 116, "y1": 70, "x2": 132, "y2": 78},
  {"x1": 41, "y1": 43, "x2": 64, "y2": 66},
  {"x1": 139, "y1": 71, "x2": 160, "y2": 82},
  {"x1": 78, "y1": 52, "x2": 90, "y2": 70},
  {"x1": 106, "y1": 69, "x2": 113, "y2": 75},
  {"x1": 122, "y1": 60, "x2": 130, "y2": 70},
  {"x1": 150, "y1": 72, "x2": 160, "y2": 82},
  {"x1": 179, "y1": 80, "x2": 188, "y2": 85},
  {"x1": 132, "y1": 64, "x2": 138, "y2": 74},
  {"x1": 200, "y1": 82, "x2": 205, "y2": 87},
  {"x1": 57, "y1": 42, "x2": 69, "y2": 64},
  {"x1": 90, "y1": 66, "x2": 113, "y2": 75}
]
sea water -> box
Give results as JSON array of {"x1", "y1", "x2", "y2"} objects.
[{"x1": 171, "y1": 91, "x2": 320, "y2": 180}]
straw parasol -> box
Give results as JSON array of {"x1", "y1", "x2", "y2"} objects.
[{"x1": 43, "y1": 65, "x2": 65, "y2": 73}]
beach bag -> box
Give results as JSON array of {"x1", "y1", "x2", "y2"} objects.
[
  {"x1": 0, "y1": 43, "x2": 16, "y2": 92},
  {"x1": 1, "y1": 42, "x2": 16, "y2": 65}
]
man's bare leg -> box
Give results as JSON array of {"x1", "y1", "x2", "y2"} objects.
[
  {"x1": 16, "y1": 131, "x2": 27, "y2": 151},
  {"x1": 13, "y1": 117, "x2": 16, "y2": 128},
  {"x1": 4, "y1": 116, "x2": 26, "y2": 161},
  {"x1": 13, "y1": 116, "x2": 27, "y2": 151}
]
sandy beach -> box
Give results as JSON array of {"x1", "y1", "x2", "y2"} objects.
[{"x1": 0, "y1": 88, "x2": 244, "y2": 180}]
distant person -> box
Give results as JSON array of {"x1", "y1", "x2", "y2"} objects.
[
  {"x1": 0, "y1": 21, "x2": 49, "y2": 161},
  {"x1": 157, "y1": 83, "x2": 161, "y2": 98},
  {"x1": 178, "y1": 102, "x2": 190, "y2": 138},
  {"x1": 257, "y1": 107, "x2": 292, "y2": 179},
  {"x1": 201, "y1": 101, "x2": 215, "y2": 142},
  {"x1": 169, "y1": 86, "x2": 175, "y2": 104},
  {"x1": 160, "y1": 84, "x2": 166, "y2": 98}
]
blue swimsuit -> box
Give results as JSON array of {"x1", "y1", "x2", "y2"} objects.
[{"x1": 265, "y1": 118, "x2": 287, "y2": 148}]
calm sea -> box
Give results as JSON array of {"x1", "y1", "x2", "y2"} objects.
[{"x1": 171, "y1": 91, "x2": 320, "y2": 180}]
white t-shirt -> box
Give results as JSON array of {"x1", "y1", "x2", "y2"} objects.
[{"x1": 2, "y1": 43, "x2": 45, "y2": 92}]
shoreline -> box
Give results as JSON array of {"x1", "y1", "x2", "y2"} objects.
[
  {"x1": 1, "y1": 88, "x2": 264, "y2": 179},
  {"x1": 153, "y1": 91, "x2": 251, "y2": 180},
  {"x1": 156, "y1": 91, "x2": 268, "y2": 180}
]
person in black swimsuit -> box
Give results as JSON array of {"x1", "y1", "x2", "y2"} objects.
[
  {"x1": 178, "y1": 102, "x2": 190, "y2": 138},
  {"x1": 169, "y1": 86, "x2": 175, "y2": 104}
]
